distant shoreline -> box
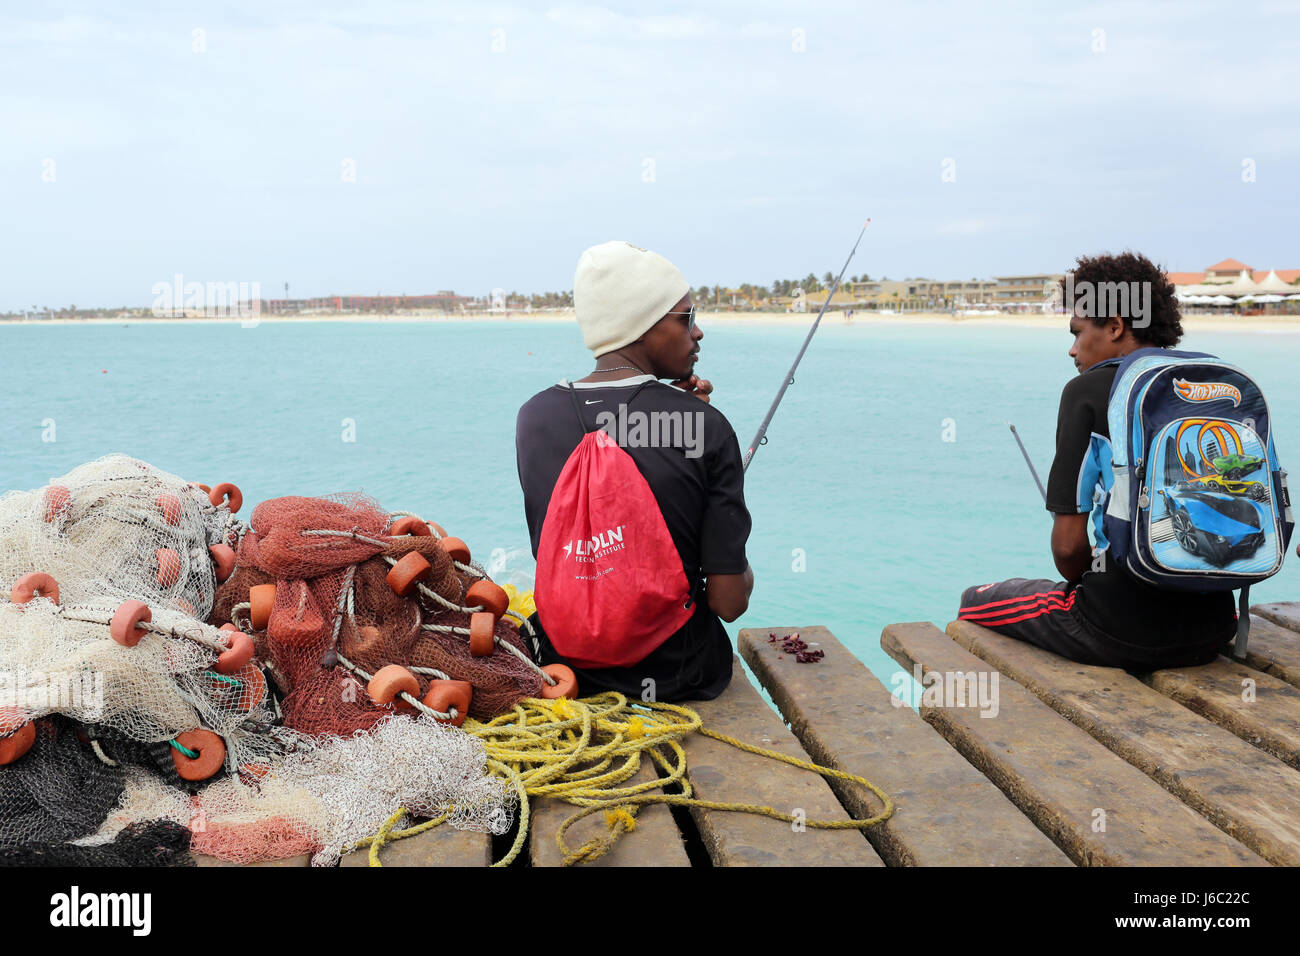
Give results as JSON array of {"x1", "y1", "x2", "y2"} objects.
[{"x1": 4, "y1": 309, "x2": 1299, "y2": 333}]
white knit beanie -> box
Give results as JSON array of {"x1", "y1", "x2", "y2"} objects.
[{"x1": 573, "y1": 241, "x2": 690, "y2": 356}]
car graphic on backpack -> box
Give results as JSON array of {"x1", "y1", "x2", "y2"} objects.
[
  {"x1": 1158, "y1": 487, "x2": 1266, "y2": 568},
  {"x1": 1212, "y1": 453, "x2": 1265, "y2": 481},
  {"x1": 1175, "y1": 453, "x2": 1270, "y2": 500}
]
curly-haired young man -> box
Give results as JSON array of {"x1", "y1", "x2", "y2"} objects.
[{"x1": 958, "y1": 251, "x2": 1236, "y2": 670}]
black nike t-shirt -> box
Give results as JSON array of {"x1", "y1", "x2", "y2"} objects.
[
  {"x1": 515, "y1": 374, "x2": 751, "y2": 701},
  {"x1": 1045, "y1": 360, "x2": 1235, "y2": 654}
]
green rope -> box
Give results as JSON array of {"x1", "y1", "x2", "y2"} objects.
[
  {"x1": 202, "y1": 670, "x2": 243, "y2": 687},
  {"x1": 169, "y1": 738, "x2": 199, "y2": 758}
]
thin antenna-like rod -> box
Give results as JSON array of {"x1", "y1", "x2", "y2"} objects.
[
  {"x1": 1008, "y1": 423, "x2": 1047, "y2": 502},
  {"x1": 743, "y1": 220, "x2": 870, "y2": 472}
]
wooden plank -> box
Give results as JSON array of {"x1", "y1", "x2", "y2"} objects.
[
  {"x1": 1243, "y1": 610, "x2": 1300, "y2": 689},
  {"x1": 338, "y1": 821, "x2": 492, "y2": 867},
  {"x1": 1254, "y1": 602, "x2": 1300, "y2": 633},
  {"x1": 194, "y1": 852, "x2": 313, "y2": 867},
  {"x1": 883, "y1": 624, "x2": 1265, "y2": 866},
  {"x1": 682, "y1": 655, "x2": 885, "y2": 866},
  {"x1": 529, "y1": 760, "x2": 690, "y2": 867},
  {"x1": 947, "y1": 619, "x2": 1300, "y2": 865},
  {"x1": 1144, "y1": 656, "x2": 1300, "y2": 770},
  {"x1": 740, "y1": 625, "x2": 1071, "y2": 866}
]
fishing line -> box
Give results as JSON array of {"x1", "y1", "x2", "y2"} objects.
[{"x1": 742, "y1": 220, "x2": 870, "y2": 472}]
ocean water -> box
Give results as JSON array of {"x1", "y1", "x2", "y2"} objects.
[{"x1": 2, "y1": 318, "x2": 1297, "y2": 688}]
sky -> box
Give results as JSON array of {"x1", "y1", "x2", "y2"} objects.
[{"x1": 2, "y1": 1, "x2": 1298, "y2": 311}]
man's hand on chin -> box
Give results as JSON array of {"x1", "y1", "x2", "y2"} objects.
[{"x1": 670, "y1": 374, "x2": 713, "y2": 403}]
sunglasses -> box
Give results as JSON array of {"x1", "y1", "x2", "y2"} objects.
[{"x1": 665, "y1": 304, "x2": 697, "y2": 330}]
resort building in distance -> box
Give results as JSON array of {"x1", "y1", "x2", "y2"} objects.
[
  {"x1": 766, "y1": 258, "x2": 1300, "y2": 314},
  {"x1": 771, "y1": 274, "x2": 1058, "y2": 312},
  {"x1": 6, "y1": 259, "x2": 1298, "y2": 322}
]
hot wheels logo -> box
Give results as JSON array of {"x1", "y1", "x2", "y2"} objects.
[{"x1": 1173, "y1": 379, "x2": 1241, "y2": 407}]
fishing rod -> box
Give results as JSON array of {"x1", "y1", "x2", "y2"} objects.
[
  {"x1": 742, "y1": 219, "x2": 870, "y2": 472},
  {"x1": 1007, "y1": 422, "x2": 1047, "y2": 503}
]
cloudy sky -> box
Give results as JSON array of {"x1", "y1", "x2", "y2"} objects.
[{"x1": 3, "y1": 1, "x2": 1298, "y2": 310}]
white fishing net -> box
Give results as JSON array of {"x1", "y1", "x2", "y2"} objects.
[
  {"x1": 0, "y1": 453, "x2": 240, "y2": 620},
  {"x1": 0, "y1": 597, "x2": 278, "y2": 771},
  {"x1": 74, "y1": 715, "x2": 513, "y2": 866}
]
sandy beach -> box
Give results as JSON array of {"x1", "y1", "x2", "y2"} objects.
[{"x1": 7, "y1": 309, "x2": 1300, "y2": 333}]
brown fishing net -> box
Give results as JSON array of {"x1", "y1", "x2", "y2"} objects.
[{"x1": 210, "y1": 493, "x2": 544, "y2": 735}]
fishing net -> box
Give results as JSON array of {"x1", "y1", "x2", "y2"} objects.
[
  {"x1": 211, "y1": 493, "x2": 550, "y2": 736},
  {"x1": 0, "y1": 594, "x2": 279, "y2": 774},
  {"x1": 0, "y1": 454, "x2": 241, "y2": 620},
  {"x1": 0, "y1": 716, "x2": 128, "y2": 849},
  {"x1": 0, "y1": 459, "x2": 532, "y2": 866},
  {"x1": 0, "y1": 820, "x2": 194, "y2": 867},
  {"x1": 75, "y1": 715, "x2": 511, "y2": 866}
]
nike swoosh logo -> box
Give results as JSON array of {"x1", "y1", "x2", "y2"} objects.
[{"x1": 585, "y1": 399, "x2": 603, "y2": 405}]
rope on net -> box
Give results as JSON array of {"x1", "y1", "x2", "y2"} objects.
[{"x1": 345, "y1": 692, "x2": 895, "y2": 868}]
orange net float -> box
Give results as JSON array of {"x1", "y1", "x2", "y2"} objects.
[
  {"x1": 438, "y1": 536, "x2": 471, "y2": 564},
  {"x1": 214, "y1": 631, "x2": 255, "y2": 675},
  {"x1": 268, "y1": 581, "x2": 326, "y2": 647},
  {"x1": 171, "y1": 729, "x2": 227, "y2": 782},
  {"x1": 155, "y1": 493, "x2": 183, "y2": 526},
  {"x1": 155, "y1": 548, "x2": 182, "y2": 588},
  {"x1": 269, "y1": 608, "x2": 325, "y2": 646},
  {"x1": 248, "y1": 583, "x2": 276, "y2": 630},
  {"x1": 388, "y1": 516, "x2": 432, "y2": 537},
  {"x1": 110, "y1": 600, "x2": 152, "y2": 647},
  {"x1": 421, "y1": 679, "x2": 472, "y2": 727},
  {"x1": 11, "y1": 572, "x2": 59, "y2": 605},
  {"x1": 539, "y1": 663, "x2": 578, "y2": 700},
  {"x1": 468, "y1": 612, "x2": 496, "y2": 657},
  {"x1": 367, "y1": 664, "x2": 420, "y2": 712},
  {"x1": 237, "y1": 762, "x2": 271, "y2": 785},
  {"x1": 386, "y1": 552, "x2": 431, "y2": 597},
  {"x1": 465, "y1": 580, "x2": 509, "y2": 618},
  {"x1": 209, "y1": 544, "x2": 236, "y2": 583},
  {"x1": 42, "y1": 485, "x2": 71, "y2": 523},
  {"x1": 208, "y1": 663, "x2": 267, "y2": 714},
  {"x1": 349, "y1": 624, "x2": 386, "y2": 658},
  {"x1": 0, "y1": 709, "x2": 36, "y2": 765},
  {"x1": 208, "y1": 482, "x2": 242, "y2": 514},
  {"x1": 428, "y1": 520, "x2": 448, "y2": 538}
]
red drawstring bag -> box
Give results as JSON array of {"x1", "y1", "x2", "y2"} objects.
[{"x1": 534, "y1": 384, "x2": 695, "y2": 669}]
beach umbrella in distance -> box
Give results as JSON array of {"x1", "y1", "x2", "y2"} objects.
[
  {"x1": 1256, "y1": 271, "x2": 1294, "y2": 294},
  {"x1": 1216, "y1": 270, "x2": 1262, "y2": 297}
]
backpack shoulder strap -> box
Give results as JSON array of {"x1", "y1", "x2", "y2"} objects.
[
  {"x1": 567, "y1": 379, "x2": 655, "y2": 433},
  {"x1": 566, "y1": 383, "x2": 592, "y2": 433}
]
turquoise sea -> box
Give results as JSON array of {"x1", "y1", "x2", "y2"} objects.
[{"x1": 2, "y1": 318, "x2": 1297, "y2": 688}]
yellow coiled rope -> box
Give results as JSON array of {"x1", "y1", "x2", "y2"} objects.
[{"x1": 345, "y1": 691, "x2": 894, "y2": 867}]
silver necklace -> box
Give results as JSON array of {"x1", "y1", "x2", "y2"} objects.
[{"x1": 593, "y1": 365, "x2": 646, "y2": 374}]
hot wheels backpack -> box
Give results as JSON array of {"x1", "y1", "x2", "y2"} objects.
[{"x1": 1104, "y1": 348, "x2": 1294, "y2": 655}]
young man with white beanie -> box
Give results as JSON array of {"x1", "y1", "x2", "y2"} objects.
[{"x1": 515, "y1": 241, "x2": 755, "y2": 701}]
